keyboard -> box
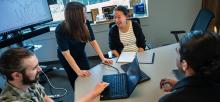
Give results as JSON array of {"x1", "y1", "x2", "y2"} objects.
[
  {"x1": 101, "y1": 74, "x2": 128, "y2": 99},
  {"x1": 121, "y1": 63, "x2": 150, "y2": 84}
]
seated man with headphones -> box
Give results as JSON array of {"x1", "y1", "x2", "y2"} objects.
[{"x1": 0, "y1": 48, "x2": 108, "y2": 102}]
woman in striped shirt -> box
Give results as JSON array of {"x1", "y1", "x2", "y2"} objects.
[{"x1": 109, "y1": 6, "x2": 146, "y2": 57}]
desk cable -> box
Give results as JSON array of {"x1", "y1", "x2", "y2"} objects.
[
  {"x1": 101, "y1": 63, "x2": 120, "y2": 74},
  {"x1": 41, "y1": 70, "x2": 67, "y2": 99}
]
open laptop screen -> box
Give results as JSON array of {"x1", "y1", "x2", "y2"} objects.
[{"x1": 126, "y1": 57, "x2": 141, "y2": 95}]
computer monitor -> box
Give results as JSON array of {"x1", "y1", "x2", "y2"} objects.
[
  {"x1": 0, "y1": 0, "x2": 52, "y2": 34},
  {"x1": 102, "y1": 5, "x2": 116, "y2": 14},
  {"x1": 133, "y1": 3, "x2": 145, "y2": 14}
]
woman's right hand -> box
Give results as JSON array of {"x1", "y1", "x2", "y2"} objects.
[
  {"x1": 76, "y1": 70, "x2": 91, "y2": 78},
  {"x1": 160, "y1": 78, "x2": 177, "y2": 92}
]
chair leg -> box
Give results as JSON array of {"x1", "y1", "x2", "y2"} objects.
[{"x1": 174, "y1": 34, "x2": 180, "y2": 42}]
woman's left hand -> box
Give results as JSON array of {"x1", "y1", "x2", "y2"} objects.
[
  {"x1": 138, "y1": 48, "x2": 145, "y2": 52},
  {"x1": 102, "y1": 58, "x2": 113, "y2": 65}
]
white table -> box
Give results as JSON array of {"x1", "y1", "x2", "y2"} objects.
[{"x1": 75, "y1": 43, "x2": 179, "y2": 102}]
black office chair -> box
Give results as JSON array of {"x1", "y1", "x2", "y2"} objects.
[{"x1": 171, "y1": 8, "x2": 214, "y2": 42}]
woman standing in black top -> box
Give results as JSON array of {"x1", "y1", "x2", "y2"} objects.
[
  {"x1": 159, "y1": 31, "x2": 220, "y2": 102},
  {"x1": 109, "y1": 6, "x2": 146, "y2": 57},
  {"x1": 55, "y1": 2, "x2": 112, "y2": 90}
]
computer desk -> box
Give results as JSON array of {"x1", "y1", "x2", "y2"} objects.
[{"x1": 75, "y1": 43, "x2": 179, "y2": 102}]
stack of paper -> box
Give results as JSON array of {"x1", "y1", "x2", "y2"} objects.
[
  {"x1": 117, "y1": 52, "x2": 136, "y2": 63},
  {"x1": 117, "y1": 51, "x2": 155, "y2": 64}
]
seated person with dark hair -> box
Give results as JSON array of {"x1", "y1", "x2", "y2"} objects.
[
  {"x1": 109, "y1": 5, "x2": 146, "y2": 57},
  {"x1": 159, "y1": 31, "x2": 220, "y2": 102},
  {"x1": 0, "y1": 48, "x2": 108, "y2": 102}
]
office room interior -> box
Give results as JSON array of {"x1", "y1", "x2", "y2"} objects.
[
  {"x1": 0, "y1": 0, "x2": 220, "y2": 102},
  {"x1": 0, "y1": 0, "x2": 219, "y2": 62}
]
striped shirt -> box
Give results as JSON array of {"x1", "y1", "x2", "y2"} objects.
[{"x1": 119, "y1": 23, "x2": 138, "y2": 52}]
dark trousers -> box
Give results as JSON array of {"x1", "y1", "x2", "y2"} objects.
[
  {"x1": 61, "y1": 63, "x2": 78, "y2": 90},
  {"x1": 57, "y1": 52, "x2": 90, "y2": 90}
]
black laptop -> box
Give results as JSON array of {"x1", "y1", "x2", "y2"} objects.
[{"x1": 100, "y1": 57, "x2": 141, "y2": 100}]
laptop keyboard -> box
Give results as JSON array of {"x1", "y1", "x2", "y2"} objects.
[
  {"x1": 121, "y1": 63, "x2": 150, "y2": 83},
  {"x1": 102, "y1": 74, "x2": 128, "y2": 98}
]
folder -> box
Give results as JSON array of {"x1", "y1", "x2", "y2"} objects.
[
  {"x1": 137, "y1": 51, "x2": 155, "y2": 64},
  {"x1": 117, "y1": 51, "x2": 155, "y2": 64}
]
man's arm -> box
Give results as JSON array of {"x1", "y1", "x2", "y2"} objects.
[
  {"x1": 76, "y1": 82, "x2": 109, "y2": 102},
  {"x1": 44, "y1": 96, "x2": 54, "y2": 102}
]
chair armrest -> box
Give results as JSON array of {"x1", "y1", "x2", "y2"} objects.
[
  {"x1": 170, "y1": 30, "x2": 186, "y2": 42},
  {"x1": 170, "y1": 30, "x2": 186, "y2": 35},
  {"x1": 146, "y1": 43, "x2": 154, "y2": 50}
]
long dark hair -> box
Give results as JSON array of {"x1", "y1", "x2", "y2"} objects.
[
  {"x1": 62, "y1": 2, "x2": 90, "y2": 42},
  {"x1": 179, "y1": 30, "x2": 220, "y2": 84},
  {"x1": 114, "y1": 5, "x2": 130, "y2": 17}
]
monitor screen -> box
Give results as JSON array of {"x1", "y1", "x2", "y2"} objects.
[
  {"x1": 102, "y1": 5, "x2": 116, "y2": 15},
  {"x1": 0, "y1": 0, "x2": 52, "y2": 34}
]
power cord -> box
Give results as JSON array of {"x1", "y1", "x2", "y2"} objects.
[
  {"x1": 101, "y1": 63, "x2": 120, "y2": 74},
  {"x1": 41, "y1": 70, "x2": 67, "y2": 99}
]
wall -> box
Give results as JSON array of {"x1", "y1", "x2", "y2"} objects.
[
  {"x1": 86, "y1": 0, "x2": 130, "y2": 13},
  {"x1": 0, "y1": 0, "x2": 202, "y2": 62},
  {"x1": 143, "y1": 0, "x2": 202, "y2": 46}
]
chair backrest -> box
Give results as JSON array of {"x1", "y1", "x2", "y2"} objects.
[
  {"x1": 190, "y1": 8, "x2": 214, "y2": 31},
  {"x1": 109, "y1": 22, "x2": 116, "y2": 29},
  {"x1": 171, "y1": 8, "x2": 214, "y2": 42},
  {"x1": 109, "y1": 18, "x2": 141, "y2": 29}
]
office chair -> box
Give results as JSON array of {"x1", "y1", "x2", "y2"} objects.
[{"x1": 171, "y1": 8, "x2": 214, "y2": 42}]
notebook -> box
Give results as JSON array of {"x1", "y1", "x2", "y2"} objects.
[
  {"x1": 117, "y1": 51, "x2": 155, "y2": 64},
  {"x1": 100, "y1": 57, "x2": 140, "y2": 100},
  {"x1": 137, "y1": 51, "x2": 155, "y2": 64}
]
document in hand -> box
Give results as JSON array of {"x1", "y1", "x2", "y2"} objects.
[
  {"x1": 117, "y1": 52, "x2": 136, "y2": 63},
  {"x1": 137, "y1": 51, "x2": 155, "y2": 64}
]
